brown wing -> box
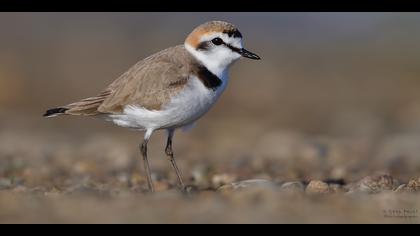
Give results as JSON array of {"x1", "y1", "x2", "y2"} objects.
[
  {"x1": 98, "y1": 46, "x2": 193, "y2": 114},
  {"x1": 61, "y1": 45, "x2": 193, "y2": 116}
]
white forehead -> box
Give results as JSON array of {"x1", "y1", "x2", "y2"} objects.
[{"x1": 199, "y1": 32, "x2": 243, "y2": 48}]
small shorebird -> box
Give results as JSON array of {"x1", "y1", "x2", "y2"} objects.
[{"x1": 44, "y1": 21, "x2": 260, "y2": 192}]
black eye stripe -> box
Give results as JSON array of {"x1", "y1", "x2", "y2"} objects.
[
  {"x1": 225, "y1": 44, "x2": 242, "y2": 54},
  {"x1": 211, "y1": 37, "x2": 241, "y2": 53},
  {"x1": 197, "y1": 37, "x2": 242, "y2": 54},
  {"x1": 197, "y1": 41, "x2": 211, "y2": 50}
]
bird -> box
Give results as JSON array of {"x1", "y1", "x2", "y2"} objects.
[{"x1": 43, "y1": 20, "x2": 261, "y2": 192}]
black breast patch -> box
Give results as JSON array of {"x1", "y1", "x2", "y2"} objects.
[{"x1": 195, "y1": 65, "x2": 222, "y2": 91}]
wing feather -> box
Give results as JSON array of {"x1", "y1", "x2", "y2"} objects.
[{"x1": 62, "y1": 45, "x2": 193, "y2": 116}]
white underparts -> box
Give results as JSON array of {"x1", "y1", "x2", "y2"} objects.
[{"x1": 106, "y1": 75, "x2": 228, "y2": 131}]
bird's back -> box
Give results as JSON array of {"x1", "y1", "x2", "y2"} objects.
[{"x1": 45, "y1": 45, "x2": 197, "y2": 117}]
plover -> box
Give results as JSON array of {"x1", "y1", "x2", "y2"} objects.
[{"x1": 44, "y1": 21, "x2": 260, "y2": 192}]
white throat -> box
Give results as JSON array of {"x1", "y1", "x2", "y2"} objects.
[{"x1": 185, "y1": 43, "x2": 235, "y2": 78}]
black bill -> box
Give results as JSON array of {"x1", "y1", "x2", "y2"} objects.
[
  {"x1": 225, "y1": 43, "x2": 261, "y2": 60},
  {"x1": 240, "y1": 48, "x2": 261, "y2": 60}
]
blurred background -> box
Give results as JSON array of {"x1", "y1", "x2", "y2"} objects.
[{"x1": 1, "y1": 13, "x2": 420, "y2": 223}]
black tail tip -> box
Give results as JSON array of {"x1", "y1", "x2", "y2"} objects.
[{"x1": 43, "y1": 107, "x2": 68, "y2": 117}]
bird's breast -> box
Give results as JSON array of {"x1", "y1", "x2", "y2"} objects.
[
  {"x1": 162, "y1": 75, "x2": 227, "y2": 127},
  {"x1": 105, "y1": 74, "x2": 228, "y2": 131}
]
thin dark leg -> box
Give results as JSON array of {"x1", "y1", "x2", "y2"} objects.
[
  {"x1": 140, "y1": 134, "x2": 155, "y2": 192},
  {"x1": 165, "y1": 129, "x2": 185, "y2": 189}
]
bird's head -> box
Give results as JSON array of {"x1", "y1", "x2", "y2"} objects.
[{"x1": 185, "y1": 21, "x2": 260, "y2": 76}]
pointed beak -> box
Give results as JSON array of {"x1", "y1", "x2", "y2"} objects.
[{"x1": 240, "y1": 48, "x2": 261, "y2": 60}]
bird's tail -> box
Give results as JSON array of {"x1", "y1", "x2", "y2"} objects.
[
  {"x1": 43, "y1": 90, "x2": 112, "y2": 118},
  {"x1": 43, "y1": 107, "x2": 69, "y2": 118}
]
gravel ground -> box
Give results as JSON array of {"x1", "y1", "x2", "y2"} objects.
[{"x1": 0, "y1": 117, "x2": 419, "y2": 224}]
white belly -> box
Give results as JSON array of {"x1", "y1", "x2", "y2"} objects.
[{"x1": 106, "y1": 76, "x2": 227, "y2": 131}]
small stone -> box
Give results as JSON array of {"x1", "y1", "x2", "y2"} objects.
[
  {"x1": 191, "y1": 164, "x2": 212, "y2": 188},
  {"x1": 44, "y1": 187, "x2": 62, "y2": 197},
  {"x1": 218, "y1": 179, "x2": 277, "y2": 193},
  {"x1": 0, "y1": 178, "x2": 12, "y2": 190},
  {"x1": 405, "y1": 177, "x2": 420, "y2": 192},
  {"x1": 280, "y1": 181, "x2": 305, "y2": 193},
  {"x1": 356, "y1": 174, "x2": 399, "y2": 193},
  {"x1": 211, "y1": 174, "x2": 237, "y2": 189},
  {"x1": 394, "y1": 184, "x2": 407, "y2": 193},
  {"x1": 306, "y1": 180, "x2": 331, "y2": 194}
]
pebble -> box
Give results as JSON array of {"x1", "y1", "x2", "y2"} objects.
[
  {"x1": 191, "y1": 164, "x2": 212, "y2": 188},
  {"x1": 280, "y1": 181, "x2": 305, "y2": 193},
  {"x1": 354, "y1": 174, "x2": 399, "y2": 193},
  {"x1": 211, "y1": 174, "x2": 237, "y2": 189},
  {"x1": 218, "y1": 179, "x2": 277, "y2": 193},
  {"x1": 394, "y1": 184, "x2": 407, "y2": 193},
  {"x1": 306, "y1": 180, "x2": 331, "y2": 194},
  {"x1": 0, "y1": 178, "x2": 12, "y2": 190},
  {"x1": 395, "y1": 177, "x2": 420, "y2": 193},
  {"x1": 406, "y1": 177, "x2": 420, "y2": 192}
]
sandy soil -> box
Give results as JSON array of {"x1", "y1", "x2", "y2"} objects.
[{"x1": 0, "y1": 116, "x2": 419, "y2": 224}]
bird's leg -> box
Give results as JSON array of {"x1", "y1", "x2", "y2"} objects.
[
  {"x1": 165, "y1": 129, "x2": 185, "y2": 189},
  {"x1": 140, "y1": 129, "x2": 155, "y2": 192}
]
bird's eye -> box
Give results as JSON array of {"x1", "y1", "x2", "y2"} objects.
[{"x1": 211, "y1": 37, "x2": 223, "y2": 46}]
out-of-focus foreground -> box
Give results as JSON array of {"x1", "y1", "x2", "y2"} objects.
[{"x1": 0, "y1": 13, "x2": 420, "y2": 223}]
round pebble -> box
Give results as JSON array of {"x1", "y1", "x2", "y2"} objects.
[
  {"x1": 280, "y1": 181, "x2": 305, "y2": 193},
  {"x1": 306, "y1": 180, "x2": 331, "y2": 194}
]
